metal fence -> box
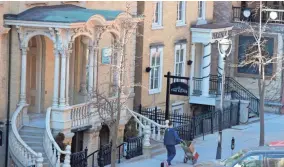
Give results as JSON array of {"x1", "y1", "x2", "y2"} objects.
[
  {"x1": 137, "y1": 101, "x2": 240, "y2": 141},
  {"x1": 71, "y1": 135, "x2": 143, "y2": 167}
]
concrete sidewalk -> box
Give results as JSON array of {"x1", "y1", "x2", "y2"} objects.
[{"x1": 117, "y1": 113, "x2": 284, "y2": 167}]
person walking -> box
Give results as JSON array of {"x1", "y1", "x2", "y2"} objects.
[{"x1": 163, "y1": 121, "x2": 182, "y2": 166}]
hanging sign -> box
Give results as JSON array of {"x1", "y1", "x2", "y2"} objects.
[
  {"x1": 101, "y1": 47, "x2": 112, "y2": 64},
  {"x1": 170, "y1": 82, "x2": 189, "y2": 96}
]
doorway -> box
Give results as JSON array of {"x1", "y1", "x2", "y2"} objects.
[
  {"x1": 26, "y1": 36, "x2": 45, "y2": 113},
  {"x1": 99, "y1": 125, "x2": 110, "y2": 146},
  {"x1": 71, "y1": 131, "x2": 84, "y2": 153}
]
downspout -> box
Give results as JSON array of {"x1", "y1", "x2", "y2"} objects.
[{"x1": 4, "y1": 25, "x2": 12, "y2": 167}]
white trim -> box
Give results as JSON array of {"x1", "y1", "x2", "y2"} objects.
[
  {"x1": 152, "y1": 1, "x2": 163, "y2": 29},
  {"x1": 149, "y1": 46, "x2": 163, "y2": 95},
  {"x1": 174, "y1": 43, "x2": 186, "y2": 79},
  {"x1": 172, "y1": 101, "x2": 185, "y2": 107},
  {"x1": 4, "y1": 20, "x2": 86, "y2": 28},
  {"x1": 172, "y1": 103, "x2": 184, "y2": 114},
  {"x1": 176, "y1": 1, "x2": 186, "y2": 26}
]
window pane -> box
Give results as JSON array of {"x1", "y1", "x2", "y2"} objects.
[
  {"x1": 179, "y1": 2, "x2": 183, "y2": 20},
  {"x1": 180, "y1": 48, "x2": 184, "y2": 61},
  {"x1": 179, "y1": 63, "x2": 183, "y2": 76},
  {"x1": 156, "y1": 52, "x2": 160, "y2": 65},
  {"x1": 198, "y1": 1, "x2": 202, "y2": 18},
  {"x1": 150, "y1": 69, "x2": 154, "y2": 89},
  {"x1": 151, "y1": 52, "x2": 156, "y2": 66},
  {"x1": 176, "y1": 49, "x2": 180, "y2": 62},
  {"x1": 175, "y1": 64, "x2": 179, "y2": 75},
  {"x1": 235, "y1": 154, "x2": 263, "y2": 167},
  {"x1": 155, "y1": 2, "x2": 159, "y2": 23},
  {"x1": 266, "y1": 154, "x2": 284, "y2": 167}
]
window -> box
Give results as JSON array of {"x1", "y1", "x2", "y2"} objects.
[
  {"x1": 149, "y1": 46, "x2": 163, "y2": 94},
  {"x1": 152, "y1": 1, "x2": 163, "y2": 29},
  {"x1": 266, "y1": 154, "x2": 284, "y2": 167},
  {"x1": 172, "y1": 103, "x2": 184, "y2": 127},
  {"x1": 234, "y1": 154, "x2": 264, "y2": 167},
  {"x1": 198, "y1": 1, "x2": 205, "y2": 19},
  {"x1": 176, "y1": 1, "x2": 186, "y2": 26},
  {"x1": 237, "y1": 35, "x2": 274, "y2": 76},
  {"x1": 174, "y1": 43, "x2": 186, "y2": 80}
]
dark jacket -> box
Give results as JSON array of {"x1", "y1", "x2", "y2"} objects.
[{"x1": 164, "y1": 128, "x2": 182, "y2": 146}]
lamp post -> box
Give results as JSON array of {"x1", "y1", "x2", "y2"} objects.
[{"x1": 216, "y1": 35, "x2": 232, "y2": 160}]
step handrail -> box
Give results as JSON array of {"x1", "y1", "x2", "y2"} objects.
[
  {"x1": 127, "y1": 108, "x2": 167, "y2": 128},
  {"x1": 45, "y1": 107, "x2": 71, "y2": 166},
  {"x1": 10, "y1": 104, "x2": 43, "y2": 166}
]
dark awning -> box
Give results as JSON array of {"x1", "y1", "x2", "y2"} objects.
[{"x1": 4, "y1": 4, "x2": 123, "y2": 23}]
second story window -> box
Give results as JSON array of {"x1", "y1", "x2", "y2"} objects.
[
  {"x1": 174, "y1": 43, "x2": 186, "y2": 80},
  {"x1": 149, "y1": 46, "x2": 163, "y2": 94},
  {"x1": 152, "y1": 1, "x2": 163, "y2": 29},
  {"x1": 177, "y1": 1, "x2": 186, "y2": 26},
  {"x1": 198, "y1": 1, "x2": 206, "y2": 19}
]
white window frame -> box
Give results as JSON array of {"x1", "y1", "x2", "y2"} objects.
[
  {"x1": 198, "y1": 1, "x2": 206, "y2": 20},
  {"x1": 149, "y1": 46, "x2": 163, "y2": 94},
  {"x1": 176, "y1": 1, "x2": 186, "y2": 26},
  {"x1": 152, "y1": 1, "x2": 163, "y2": 29},
  {"x1": 174, "y1": 43, "x2": 186, "y2": 80}
]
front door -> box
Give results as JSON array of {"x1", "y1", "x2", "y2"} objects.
[{"x1": 26, "y1": 37, "x2": 43, "y2": 113}]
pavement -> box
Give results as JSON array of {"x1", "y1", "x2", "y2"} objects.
[{"x1": 117, "y1": 113, "x2": 284, "y2": 167}]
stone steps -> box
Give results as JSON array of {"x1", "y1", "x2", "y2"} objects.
[{"x1": 19, "y1": 125, "x2": 49, "y2": 166}]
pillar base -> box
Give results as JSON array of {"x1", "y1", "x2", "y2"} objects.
[{"x1": 143, "y1": 146, "x2": 153, "y2": 159}]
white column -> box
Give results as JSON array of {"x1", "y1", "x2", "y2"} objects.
[
  {"x1": 65, "y1": 50, "x2": 71, "y2": 106},
  {"x1": 202, "y1": 43, "x2": 211, "y2": 96},
  {"x1": 59, "y1": 51, "x2": 67, "y2": 108},
  {"x1": 218, "y1": 53, "x2": 225, "y2": 77},
  {"x1": 93, "y1": 47, "x2": 98, "y2": 91},
  {"x1": 88, "y1": 46, "x2": 94, "y2": 92},
  {"x1": 52, "y1": 49, "x2": 60, "y2": 108},
  {"x1": 19, "y1": 47, "x2": 27, "y2": 104},
  {"x1": 80, "y1": 37, "x2": 89, "y2": 94},
  {"x1": 190, "y1": 43, "x2": 196, "y2": 96}
]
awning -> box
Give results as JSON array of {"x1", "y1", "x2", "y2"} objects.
[
  {"x1": 190, "y1": 23, "x2": 233, "y2": 43},
  {"x1": 4, "y1": 4, "x2": 123, "y2": 23}
]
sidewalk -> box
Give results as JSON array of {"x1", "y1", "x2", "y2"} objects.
[{"x1": 117, "y1": 113, "x2": 284, "y2": 167}]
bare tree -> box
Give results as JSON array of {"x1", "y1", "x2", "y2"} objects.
[
  {"x1": 86, "y1": 4, "x2": 144, "y2": 167},
  {"x1": 232, "y1": 2, "x2": 284, "y2": 146}
]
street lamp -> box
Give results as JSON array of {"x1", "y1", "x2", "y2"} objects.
[{"x1": 216, "y1": 35, "x2": 232, "y2": 160}]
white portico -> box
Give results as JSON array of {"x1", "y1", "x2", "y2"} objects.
[
  {"x1": 190, "y1": 23, "x2": 233, "y2": 105},
  {"x1": 5, "y1": 4, "x2": 137, "y2": 167}
]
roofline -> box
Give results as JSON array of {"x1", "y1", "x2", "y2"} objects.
[{"x1": 4, "y1": 19, "x2": 86, "y2": 28}]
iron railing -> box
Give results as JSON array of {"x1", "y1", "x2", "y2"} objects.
[
  {"x1": 192, "y1": 77, "x2": 203, "y2": 96},
  {"x1": 137, "y1": 105, "x2": 193, "y2": 127},
  {"x1": 72, "y1": 135, "x2": 144, "y2": 167},
  {"x1": 174, "y1": 102, "x2": 240, "y2": 141},
  {"x1": 226, "y1": 77, "x2": 259, "y2": 116},
  {"x1": 192, "y1": 75, "x2": 259, "y2": 116},
  {"x1": 125, "y1": 136, "x2": 143, "y2": 159},
  {"x1": 71, "y1": 148, "x2": 88, "y2": 167}
]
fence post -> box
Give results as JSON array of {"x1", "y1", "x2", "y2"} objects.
[
  {"x1": 202, "y1": 118, "x2": 204, "y2": 140},
  {"x1": 230, "y1": 102, "x2": 233, "y2": 128},
  {"x1": 237, "y1": 100, "x2": 241, "y2": 125},
  {"x1": 154, "y1": 106, "x2": 158, "y2": 123},
  {"x1": 84, "y1": 147, "x2": 88, "y2": 167},
  {"x1": 63, "y1": 145, "x2": 71, "y2": 167},
  {"x1": 35, "y1": 153, "x2": 43, "y2": 167},
  {"x1": 139, "y1": 104, "x2": 142, "y2": 114},
  {"x1": 190, "y1": 117, "x2": 195, "y2": 140},
  {"x1": 211, "y1": 112, "x2": 214, "y2": 134}
]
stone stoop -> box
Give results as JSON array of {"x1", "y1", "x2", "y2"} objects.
[{"x1": 19, "y1": 126, "x2": 49, "y2": 167}]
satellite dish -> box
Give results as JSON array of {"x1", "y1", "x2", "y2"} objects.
[
  {"x1": 243, "y1": 9, "x2": 251, "y2": 18},
  {"x1": 270, "y1": 11, "x2": 278, "y2": 20}
]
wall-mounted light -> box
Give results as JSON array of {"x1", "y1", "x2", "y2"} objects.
[
  {"x1": 187, "y1": 60, "x2": 193, "y2": 65},
  {"x1": 145, "y1": 67, "x2": 152, "y2": 72}
]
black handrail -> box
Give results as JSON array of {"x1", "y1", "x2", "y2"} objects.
[{"x1": 209, "y1": 75, "x2": 259, "y2": 116}]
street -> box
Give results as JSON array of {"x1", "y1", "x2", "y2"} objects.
[{"x1": 118, "y1": 113, "x2": 283, "y2": 167}]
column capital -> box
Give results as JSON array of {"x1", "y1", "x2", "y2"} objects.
[{"x1": 21, "y1": 47, "x2": 28, "y2": 55}]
